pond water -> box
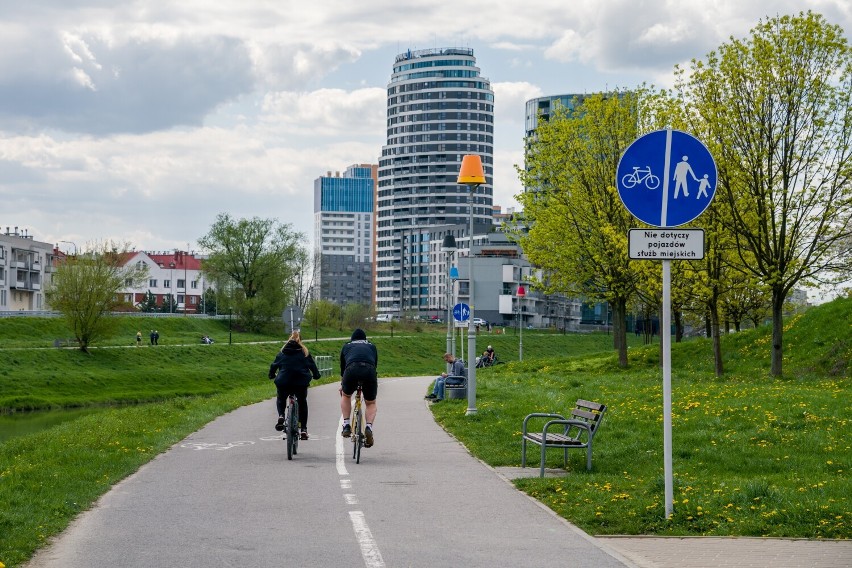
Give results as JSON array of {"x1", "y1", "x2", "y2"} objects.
[{"x1": 0, "y1": 407, "x2": 106, "y2": 444}]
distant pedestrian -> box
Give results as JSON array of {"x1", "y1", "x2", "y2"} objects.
[
  {"x1": 149, "y1": 330, "x2": 156, "y2": 346},
  {"x1": 136, "y1": 331, "x2": 142, "y2": 347},
  {"x1": 154, "y1": 330, "x2": 159, "y2": 345}
]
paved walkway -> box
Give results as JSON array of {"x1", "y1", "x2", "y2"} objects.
[{"x1": 494, "y1": 466, "x2": 852, "y2": 568}]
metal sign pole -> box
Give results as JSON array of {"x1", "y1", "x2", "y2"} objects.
[{"x1": 662, "y1": 259, "x2": 673, "y2": 518}]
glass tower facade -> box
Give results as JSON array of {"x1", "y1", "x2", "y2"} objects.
[
  {"x1": 376, "y1": 47, "x2": 494, "y2": 315},
  {"x1": 314, "y1": 164, "x2": 376, "y2": 306}
]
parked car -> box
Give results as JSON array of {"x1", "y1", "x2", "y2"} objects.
[
  {"x1": 472, "y1": 317, "x2": 488, "y2": 327},
  {"x1": 376, "y1": 314, "x2": 396, "y2": 322}
]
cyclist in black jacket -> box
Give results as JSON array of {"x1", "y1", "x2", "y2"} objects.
[
  {"x1": 339, "y1": 328, "x2": 378, "y2": 447},
  {"x1": 269, "y1": 331, "x2": 320, "y2": 440}
]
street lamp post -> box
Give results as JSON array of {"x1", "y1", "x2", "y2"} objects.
[
  {"x1": 517, "y1": 285, "x2": 526, "y2": 361},
  {"x1": 450, "y1": 265, "x2": 459, "y2": 359},
  {"x1": 442, "y1": 235, "x2": 457, "y2": 374},
  {"x1": 58, "y1": 240, "x2": 78, "y2": 256},
  {"x1": 458, "y1": 154, "x2": 485, "y2": 416}
]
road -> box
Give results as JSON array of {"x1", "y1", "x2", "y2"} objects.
[{"x1": 25, "y1": 376, "x2": 633, "y2": 568}]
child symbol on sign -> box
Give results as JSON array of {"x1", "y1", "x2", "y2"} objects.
[{"x1": 696, "y1": 174, "x2": 712, "y2": 199}]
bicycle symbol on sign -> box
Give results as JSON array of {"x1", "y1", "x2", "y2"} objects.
[{"x1": 621, "y1": 166, "x2": 660, "y2": 190}]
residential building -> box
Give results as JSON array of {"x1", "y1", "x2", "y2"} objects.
[
  {"x1": 376, "y1": 47, "x2": 495, "y2": 315},
  {"x1": 313, "y1": 164, "x2": 376, "y2": 306},
  {"x1": 525, "y1": 94, "x2": 587, "y2": 141},
  {"x1": 0, "y1": 227, "x2": 54, "y2": 312},
  {"x1": 119, "y1": 251, "x2": 205, "y2": 313}
]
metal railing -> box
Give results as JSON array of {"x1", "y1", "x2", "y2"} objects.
[{"x1": 314, "y1": 355, "x2": 334, "y2": 378}]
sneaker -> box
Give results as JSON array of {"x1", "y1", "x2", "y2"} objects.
[
  {"x1": 275, "y1": 416, "x2": 285, "y2": 431},
  {"x1": 431, "y1": 398, "x2": 442, "y2": 403},
  {"x1": 341, "y1": 424, "x2": 352, "y2": 438},
  {"x1": 364, "y1": 427, "x2": 374, "y2": 448},
  {"x1": 424, "y1": 393, "x2": 437, "y2": 399},
  {"x1": 300, "y1": 430, "x2": 309, "y2": 440}
]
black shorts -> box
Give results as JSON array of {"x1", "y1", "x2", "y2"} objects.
[{"x1": 341, "y1": 362, "x2": 378, "y2": 401}]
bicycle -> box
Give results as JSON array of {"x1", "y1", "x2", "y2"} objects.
[
  {"x1": 621, "y1": 166, "x2": 660, "y2": 190},
  {"x1": 283, "y1": 393, "x2": 299, "y2": 460},
  {"x1": 350, "y1": 383, "x2": 365, "y2": 464}
]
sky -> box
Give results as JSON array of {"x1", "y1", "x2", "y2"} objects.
[{"x1": 1, "y1": 1, "x2": 850, "y2": 263}]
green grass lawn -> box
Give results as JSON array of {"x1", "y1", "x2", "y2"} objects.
[{"x1": 0, "y1": 300, "x2": 849, "y2": 566}]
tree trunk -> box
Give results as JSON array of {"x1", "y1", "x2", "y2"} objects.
[
  {"x1": 674, "y1": 310, "x2": 683, "y2": 343},
  {"x1": 771, "y1": 287, "x2": 785, "y2": 377},
  {"x1": 613, "y1": 299, "x2": 628, "y2": 367},
  {"x1": 705, "y1": 314, "x2": 712, "y2": 338},
  {"x1": 709, "y1": 298, "x2": 723, "y2": 377}
]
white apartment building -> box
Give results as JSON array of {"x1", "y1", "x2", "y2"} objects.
[{"x1": 0, "y1": 227, "x2": 54, "y2": 312}]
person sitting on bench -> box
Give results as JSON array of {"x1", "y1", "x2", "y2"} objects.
[{"x1": 424, "y1": 353, "x2": 466, "y2": 402}]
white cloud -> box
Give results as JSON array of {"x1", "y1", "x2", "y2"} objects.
[{"x1": 0, "y1": 0, "x2": 849, "y2": 253}]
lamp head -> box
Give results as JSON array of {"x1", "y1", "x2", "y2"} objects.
[
  {"x1": 457, "y1": 155, "x2": 485, "y2": 185},
  {"x1": 441, "y1": 234, "x2": 457, "y2": 253}
]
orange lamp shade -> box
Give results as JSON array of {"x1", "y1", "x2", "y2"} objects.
[{"x1": 457, "y1": 154, "x2": 485, "y2": 185}]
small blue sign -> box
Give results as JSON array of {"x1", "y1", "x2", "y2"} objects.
[
  {"x1": 453, "y1": 303, "x2": 470, "y2": 322},
  {"x1": 617, "y1": 129, "x2": 717, "y2": 227}
]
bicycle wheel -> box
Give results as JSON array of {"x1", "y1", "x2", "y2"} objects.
[
  {"x1": 286, "y1": 398, "x2": 296, "y2": 460},
  {"x1": 645, "y1": 174, "x2": 660, "y2": 190},
  {"x1": 291, "y1": 399, "x2": 299, "y2": 456},
  {"x1": 353, "y1": 407, "x2": 362, "y2": 464},
  {"x1": 621, "y1": 173, "x2": 638, "y2": 188}
]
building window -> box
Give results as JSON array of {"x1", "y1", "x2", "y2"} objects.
[
  {"x1": 177, "y1": 279, "x2": 186, "y2": 289},
  {"x1": 190, "y1": 296, "x2": 197, "y2": 304},
  {"x1": 1, "y1": 289, "x2": 6, "y2": 306},
  {"x1": 125, "y1": 278, "x2": 132, "y2": 286},
  {"x1": 164, "y1": 280, "x2": 171, "y2": 288},
  {"x1": 190, "y1": 280, "x2": 198, "y2": 289},
  {"x1": 149, "y1": 279, "x2": 157, "y2": 288}
]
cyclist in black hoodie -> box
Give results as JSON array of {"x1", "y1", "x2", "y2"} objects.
[
  {"x1": 339, "y1": 328, "x2": 378, "y2": 447},
  {"x1": 269, "y1": 331, "x2": 321, "y2": 440}
]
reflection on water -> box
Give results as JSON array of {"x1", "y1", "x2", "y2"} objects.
[{"x1": 0, "y1": 407, "x2": 106, "y2": 444}]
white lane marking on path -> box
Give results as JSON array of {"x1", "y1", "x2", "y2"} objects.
[
  {"x1": 341, "y1": 479, "x2": 352, "y2": 489},
  {"x1": 349, "y1": 511, "x2": 386, "y2": 568},
  {"x1": 336, "y1": 416, "x2": 349, "y2": 476},
  {"x1": 344, "y1": 494, "x2": 359, "y2": 505}
]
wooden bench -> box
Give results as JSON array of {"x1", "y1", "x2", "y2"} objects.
[{"x1": 521, "y1": 399, "x2": 607, "y2": 477}]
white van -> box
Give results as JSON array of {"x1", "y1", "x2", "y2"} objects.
[{"x1": 376, "y1": 314, "x2": 396, "y2": 322}]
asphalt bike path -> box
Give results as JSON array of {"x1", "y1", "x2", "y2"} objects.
[{"x1": 25, "y1": 376, "x2": 633, "y2": 568}]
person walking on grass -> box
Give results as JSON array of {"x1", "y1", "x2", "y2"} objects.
[{"x1": 339, "y1": 328, "x2": 378, "y2": 447}]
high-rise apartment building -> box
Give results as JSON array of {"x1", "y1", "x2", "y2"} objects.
[
  {"x1": 376, "y1": 47, "x2": 494, "y2": 315},
  {"x1": 314, "y1": 164, "x2": 376, "y2": 306}
]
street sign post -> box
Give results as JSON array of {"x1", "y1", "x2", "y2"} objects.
[{"x1": 618, "y1": 128, "x2": 717, "y2": 519}]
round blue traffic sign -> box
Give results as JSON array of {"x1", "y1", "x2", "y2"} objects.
[
  {"x1": 617, "y1": 129, "x2": 717, "y2": 227},
  {"x1": 453, "y1": 303, "x2": 470, "y2": 322}
]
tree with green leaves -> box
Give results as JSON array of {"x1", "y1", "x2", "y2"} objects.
[
  {"x1": 45, "y1": 242, "x2": 148, "y2": 352},
  {"x1": 198, "y1": 213, "x2": 304, "y2": 332},
  {"x1": 137, "y1": 290, "x2": 158, "y2": 312},
  {"x1": 676, "y1": 11, "x2": 852, "y2": 376},
  {"x1": 514, "y1": 91, "x2": 653, "y2": 366}
]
